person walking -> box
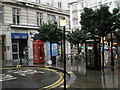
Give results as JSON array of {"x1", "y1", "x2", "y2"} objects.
[
  {"x1": 117, "y1": 46, "x2": 120, "y2": 55},
  {"x1": 23, "y1": 50, "x2": 28, "y2": 64}
]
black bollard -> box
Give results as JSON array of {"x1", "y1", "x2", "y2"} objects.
[{"x1": 20, "y1": 58, "x2": 22, "y2": 65}]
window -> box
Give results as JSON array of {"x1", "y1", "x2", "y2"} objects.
[
  {"x1": 51, "y1": 15, "x2": 56, "y2": 22},
  {"x1": 73, "y1": 19, "x2": 78, "y2": 26},
  {"x1": 37, "y1": 12, "x2": 43, "y2": 26},
  {"x1": 72, "y1": 4, "x2": 77, "y2": 10},
  {"x1": 58, "y1": 2, "x2": 62, "y2": 8},
  {"x1": 12, "y1": 8, "x2": 20, "y2": 25},
  {"x1": 47, "y1": 14, "x2": 56, "y2": 23},
  {"x1": 0, "y1": 5, "x2": 4, "y2": 23},
  {"x1": 81, "y1": 2, "x2": 84, "y2": 8},
  {"x1": 51, "y1": 0, "x2": 53, "y2": 6},
  {"x1": 116, "y1": 2, "x2": 120, "y2": 8},
  {"x1": 36, "y1": 0, "x2": 41, "y2": 3},
  {"x1": 46, "y1": 0, "x2": 53, "y2": 6},
  {"x1": 72, "y1": 12, "x2": 77, "y2": 17}
]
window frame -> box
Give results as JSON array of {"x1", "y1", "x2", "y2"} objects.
[
  {"x1": 36, "y1": 0, "x2": 41, "y2": 3},
  {"x1": 0, "y1": 5, "x2": 4, "y2": 23},
  {"x1": 12, "y1": 8, "x2": 20, "y2": 25},
  {"x1": 37, "y1": 12, "x2": 43, "y2": 26},
  {"x1": 47, "y1": 14, "x2": 56, "y2": 23}
]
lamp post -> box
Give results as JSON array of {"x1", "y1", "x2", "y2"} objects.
[
  {"x1": 111, "y1": 32, "x2": 115, "y2": 67},
  {"x1": 60, "y1": 19, "x2": 66, "y2": 89}
]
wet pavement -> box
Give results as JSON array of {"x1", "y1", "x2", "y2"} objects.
[
  {"x1": 0, "y1": 54, "x2": 120, "y2": 89},
  {"x1": 51, "y1": 54, "x2": 118, "y2": 89},
  {"x1": 56, "y1": 54, "x2": 120, "y2": 89}
]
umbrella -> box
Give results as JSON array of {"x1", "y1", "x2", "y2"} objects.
[
  {"x1": 24, "y1": 46, "x2": 29, "y2": 50},
  {"x1": 81, "y1": 46, "x2": 84, "y2": 49}
]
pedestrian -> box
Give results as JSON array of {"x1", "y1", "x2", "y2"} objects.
[
  {"x1": 117, "y1": 46, "x2": 120, "y2": 56},
  {"x1": 19, "y1": 50, "x2": 23, "y2": 65},
  {"x1": 23, "y1": 50, "x2": 28, "y2": 62}
]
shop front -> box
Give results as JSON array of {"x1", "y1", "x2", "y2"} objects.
[{"x1": 11, "y1": 33, "x2": 28, "y2": 60}]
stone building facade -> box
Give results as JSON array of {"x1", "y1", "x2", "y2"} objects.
[
  {"x1": 0, "y1": 0, "x2": 70, "y2": 61},
  {"x1": 69, "y1": 0, "x2": 120, "y2": 30}
]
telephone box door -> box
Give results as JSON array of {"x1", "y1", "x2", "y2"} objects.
[
  {"x1": 33, "y1": 40, "x2": 45, "y2": 64},
  {"x1": 85, "y1": 37, "x2": 101, "y2": 70}
]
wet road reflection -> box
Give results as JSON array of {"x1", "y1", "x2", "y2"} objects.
[{"x1": 56, "y1": 55, "x2": 119, "y2": 88}]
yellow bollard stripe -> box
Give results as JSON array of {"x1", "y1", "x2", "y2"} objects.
[
  {"x1": 16, "y1": 65, "x2": 21, "y2": 68},
  {"x1": 60, "y1": 85, "x2": 70, "y2": 88}
]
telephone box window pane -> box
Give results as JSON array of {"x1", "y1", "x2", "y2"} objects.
[
  {"x1": 40, "y1": 46, "x2": 42, "y2": 56},
  {"x1": 33, "y1": 45, "x2": 37, "y2": 59}
]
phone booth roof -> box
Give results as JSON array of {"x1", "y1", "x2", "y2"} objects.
[{"x1": 33, "y1": 40, "x2": 44, "y2": 45}]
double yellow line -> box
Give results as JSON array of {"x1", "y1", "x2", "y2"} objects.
[
  {"x1": 41, "y1": 70, "x2": 64, "y2": 89},
  {"x1": 0, "y1": 66, "x2": 65, "y2": 89}
]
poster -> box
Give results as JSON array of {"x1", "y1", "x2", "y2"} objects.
[
  {"x1": 52, "y1": 43, "x2": 58, "y2": 56},
  {"x1": 46, "y1": 42, "x2": 58, "y2": 57}
]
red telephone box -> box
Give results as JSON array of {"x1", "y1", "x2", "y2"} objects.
[{"x1": 33, "y1": 40, "x2": 45, "y2": 64}]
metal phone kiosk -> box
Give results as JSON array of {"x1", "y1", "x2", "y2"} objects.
[
  {"x1": 33, "y1": 40, "x2": 45, "y2": 64},
  {"x1": 85, "y1": 37, "x2": 101, "y2": 70}
]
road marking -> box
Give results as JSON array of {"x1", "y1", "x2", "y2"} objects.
[
  {"x1": 49, "y1": 72, "x2": 64, "y2": 88},
  {"x1": 11, "y1": 69, "x2": 44, "y2": 76},
  {"x1": 0, "y1": 74, "x2": 17, "y2": 81},
  {"x1": 68, "y1": 72, "x2": 73, "y2": 74},
  {"x1": 0, "y1": 67, "x2": 64, "y2": 88},
  {"x1": 42, "y1": 70, "x2": 64, "y2": 89},
  {"x1": 45, "y1": 66, "x2": 51, "y2": 68}
]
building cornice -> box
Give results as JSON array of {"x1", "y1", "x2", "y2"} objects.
[
  {"x1": 68, "y1": 0, "x2": 80, "y2": 5},
  {"x1": 10, "y1": 24, "x2": 39, "y2": 29},
  {"x1": 2, "y1": 0, "x2": 70, "y2": 16}
]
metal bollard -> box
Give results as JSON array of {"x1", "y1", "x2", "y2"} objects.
[{"x1": 20, "y1": 58, "x2": 22, "y2": 65}]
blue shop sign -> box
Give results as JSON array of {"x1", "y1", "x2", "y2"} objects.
[{"x1": 11, "y1": 33, "x2": 28, "y2": 39}]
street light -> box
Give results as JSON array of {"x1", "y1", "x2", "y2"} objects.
[
  {"x1": 110, "y1": 32, "x2": 115, "y2": 67},
  {"x1": 60, "y1": 18, "x2": 67, "y2": 89}
]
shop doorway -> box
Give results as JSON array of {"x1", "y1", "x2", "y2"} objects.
[{"x1": 12, "y1": 39, "x2": 27, "y2": 60}]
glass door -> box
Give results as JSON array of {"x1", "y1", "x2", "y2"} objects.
[{"x1": 12, "y1": 43, "x2": 19, "y2": 60}]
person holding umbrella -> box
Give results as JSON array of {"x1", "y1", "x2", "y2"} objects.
[{"x1": 23, "y1": 46, "x2": 29, "y2": 64}]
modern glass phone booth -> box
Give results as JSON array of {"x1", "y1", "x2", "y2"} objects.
[{"x1": 85, "y1": 37, "x2": 101, "y2": 70}]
